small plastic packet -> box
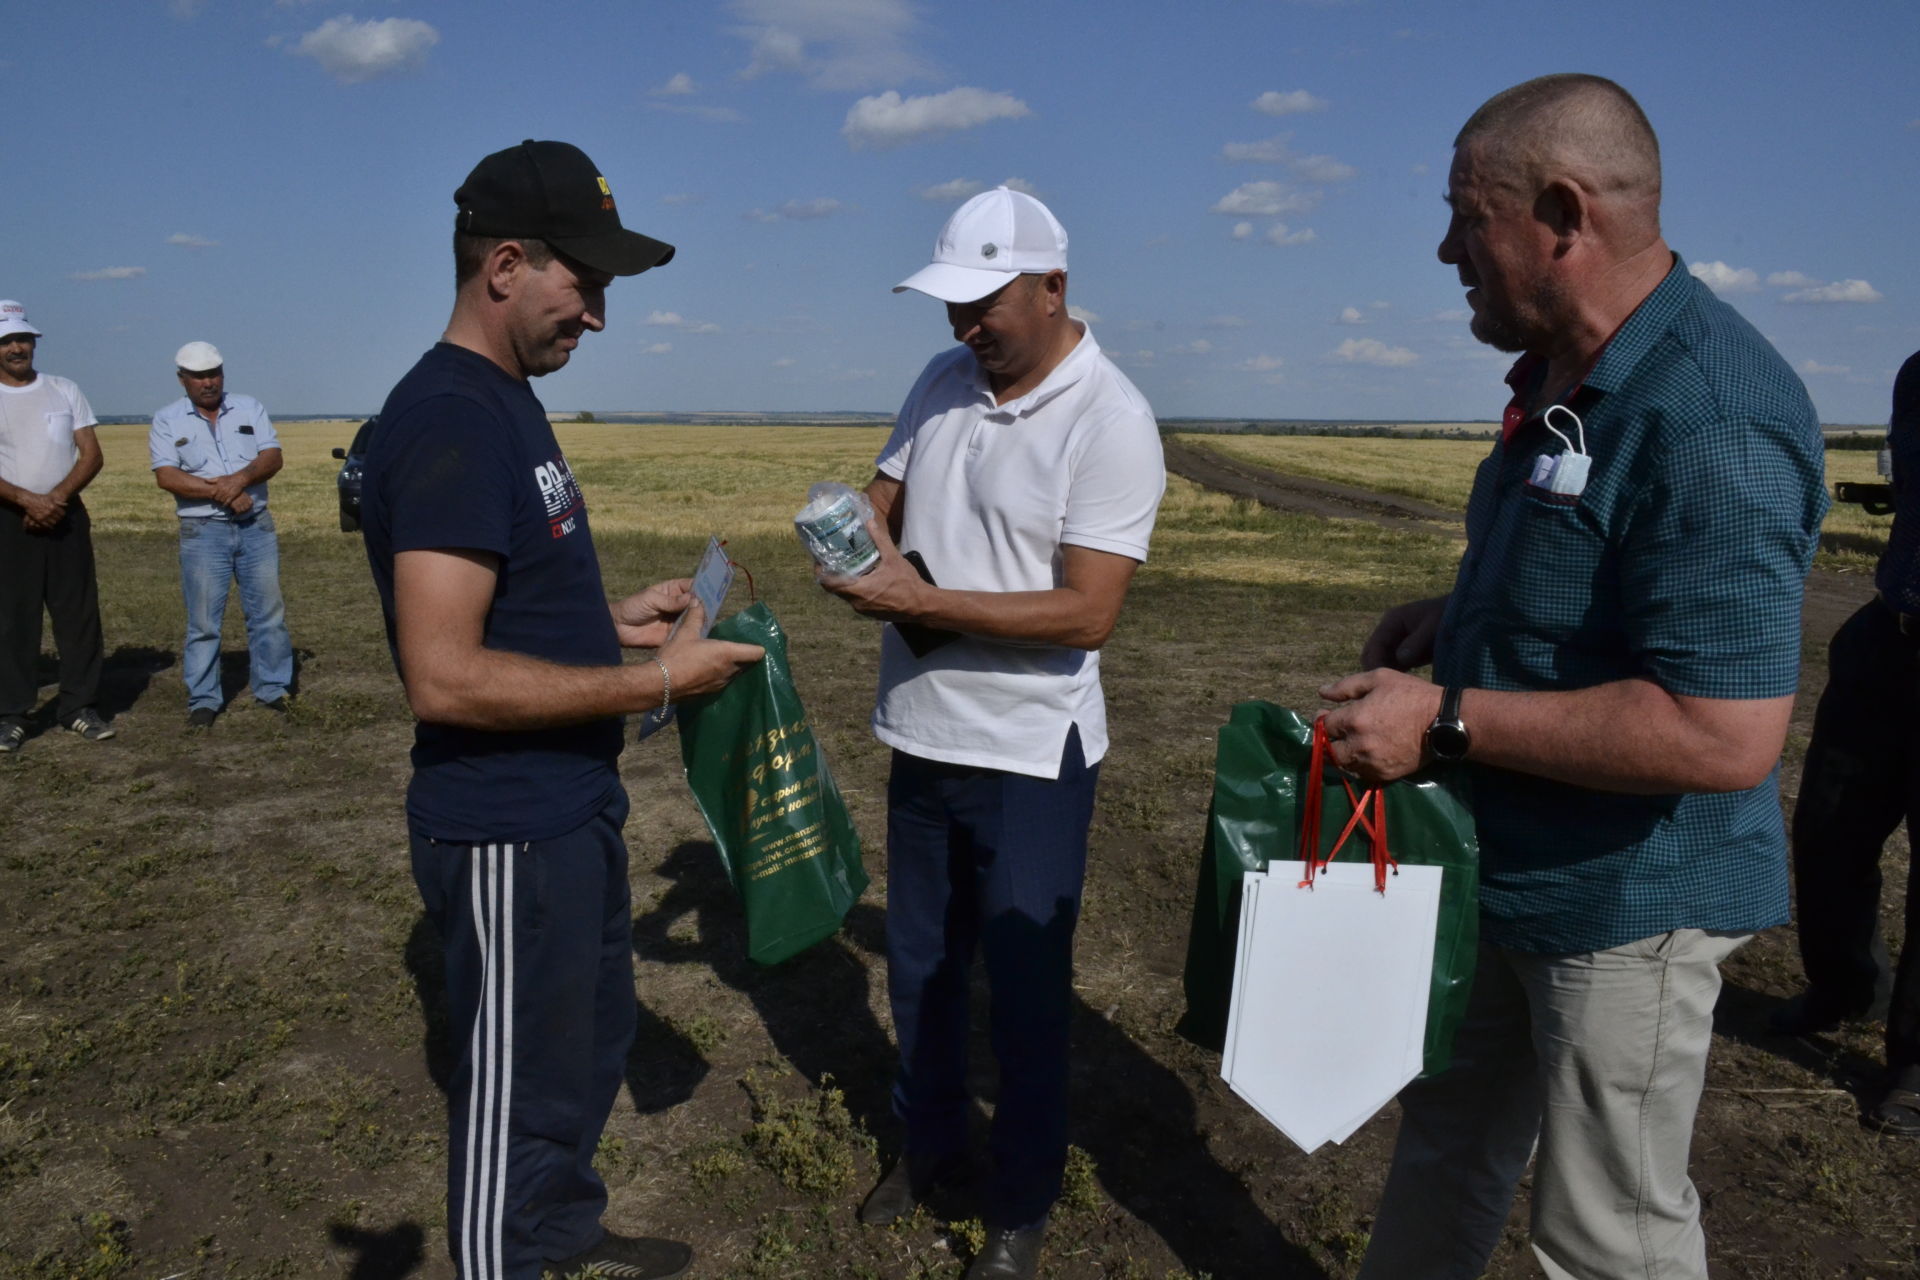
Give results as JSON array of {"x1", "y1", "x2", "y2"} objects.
[{"x1": 794, "y1": 482, "x2": 881, "y2": 578}]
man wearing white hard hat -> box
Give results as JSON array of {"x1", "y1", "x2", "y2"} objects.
[
  {"x1": 822, "y1": 187, "x2": 1165, "y2": 1279},
  {"x1": 0, "y1": 299, "x2": 113, "y2": 752},
  {"x1": 149, "y1": 341, "x2": 293, "y2": 726}
]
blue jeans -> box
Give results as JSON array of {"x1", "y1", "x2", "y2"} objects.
[
  {"x1": 178, "y1": 513, "x2": 291, "y2": 710},
  {"x1": 884, "y1": 725, "x2": 1100, "y2": 1230}
]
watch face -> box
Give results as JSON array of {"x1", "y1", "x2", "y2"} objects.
[{"x1": 1429, "y1": 720, "x2": 1469, "y2": 761}]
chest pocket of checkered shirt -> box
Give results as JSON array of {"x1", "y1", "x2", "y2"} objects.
[{"x1": 1488, "y1": 479, "x2": 1621, "y2": 660}]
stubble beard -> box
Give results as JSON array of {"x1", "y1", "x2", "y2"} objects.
[{"x1": 1471, "y1": 274, "x2": 1568, "y2": 356}]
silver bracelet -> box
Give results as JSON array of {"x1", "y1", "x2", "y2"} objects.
[{"x1": 652, "y1": 656, "x2": 672, "y2": 713}]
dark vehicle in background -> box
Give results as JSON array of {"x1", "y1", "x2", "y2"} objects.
[{"x1": 332, "y1": 417, "x2": 376, "y2": 532}]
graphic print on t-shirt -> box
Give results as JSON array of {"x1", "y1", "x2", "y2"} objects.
[{"x1": 534, "y1": 453, "x2": 585, "y2": 539}]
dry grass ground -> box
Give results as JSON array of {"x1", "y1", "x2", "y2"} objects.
[{"x1": 0, "y1": 423, "x2": 1913, "y2": 1278}]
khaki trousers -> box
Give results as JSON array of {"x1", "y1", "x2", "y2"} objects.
[{"x1": 1357, "y1": 929, "x2": 1749, "y2": 1280}]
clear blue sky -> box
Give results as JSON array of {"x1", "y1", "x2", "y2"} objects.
[{"x1": 9, "y1": 0, "x2": 1916, "y2": 423}]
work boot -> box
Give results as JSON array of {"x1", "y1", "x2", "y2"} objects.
[
  {"x1": 965, "y1": 1224, "x2": 1045, "y2": 1279},
  {"x1": 859, "y1": 1150, "x2": 969, "y2": 1226}
]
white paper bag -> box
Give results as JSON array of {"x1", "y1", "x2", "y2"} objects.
[{"x1": 1221, "y1": 862, "x2": 1443, "y2": 1153}]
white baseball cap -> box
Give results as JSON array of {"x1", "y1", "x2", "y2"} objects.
[
  {"x1": 0, "y1": 300, "x2": 42, "y2": 339},
  {"x1": 893, "y1": 186, "x2": 1068, "y2": 303},
  {"x1": 175, "y1": 341, "x2": 224, "y2": 372}
]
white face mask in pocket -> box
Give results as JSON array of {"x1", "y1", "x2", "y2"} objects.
[
  {"x1": 43, "y1": 412, "x2": 73, "y2": 443},
  {"x1": 1528, "y1": 404, "x2": 1591, "y2": 497}
]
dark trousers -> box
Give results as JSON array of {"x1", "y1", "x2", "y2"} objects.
[
  {"x1": 0, "y1": 499, "x2": 103, "y2": 721},
  {"x1": 411, "y1": 791, "x2": 635, "y2": 1280},
  {"x1": 884, "y1": 726, "x2": 1100, "y2": 1229},
  {"x1": 1790, "y1": 599, "x2": 1920, "y2": 1086}
]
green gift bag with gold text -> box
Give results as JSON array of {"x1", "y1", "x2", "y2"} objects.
[
  {"x1": 1177, "y1": 700, "x2": 1480, "y2": 1077},
  {"x1": 676, "y1": 602, "x2": 868, "y2": 965}
]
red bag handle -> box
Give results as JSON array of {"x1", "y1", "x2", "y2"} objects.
[{"x1": 1298, "y1": 715, "x2": 1398, "y2": 893}]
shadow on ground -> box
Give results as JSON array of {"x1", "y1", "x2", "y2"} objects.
[
  {"x1": 630, "y1": 838, "x2": 1326, "y2": 1277},
  {"x1": 27, "y1": 643, "x2": 171, "y2": 723}
]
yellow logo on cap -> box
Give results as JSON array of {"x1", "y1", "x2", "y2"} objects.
[{"x1": 597, "y1": 176, "x2": 611, "y2": 195}]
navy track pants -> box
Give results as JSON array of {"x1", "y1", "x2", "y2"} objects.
[{"x1": 411, "y1": 792, "x2": 634, "y2": 1280}]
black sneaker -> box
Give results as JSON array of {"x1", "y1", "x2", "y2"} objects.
[
  {"x1": 260, "y1": 696, "x2": 291, "y2": 716},
  {"x1": 541, "y1": 1231, "x2": 692, "y2": 1279},
  {"x1": 0, "y1": 719, "x2": 25, "y2": 753},
  {"x1": 66, "y1": 708, "x2": 115, "y2": 741},
  {"x1": 187, "y1": 707, "x2": 217, "y2": 729}
]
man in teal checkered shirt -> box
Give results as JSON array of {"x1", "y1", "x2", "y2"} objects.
[{"x1": 1320, "y1": 75, "x2": 1826, "y2": 1280}]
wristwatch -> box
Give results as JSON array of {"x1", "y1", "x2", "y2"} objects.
[{"x1": 1426, "y1": 686, "x2": 1470, "y2": 763}]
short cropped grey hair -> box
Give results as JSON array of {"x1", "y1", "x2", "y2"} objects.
[{"x1": 1456, "y1": 74, "x2": 1661, "y2": 212}]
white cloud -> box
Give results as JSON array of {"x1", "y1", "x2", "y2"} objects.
[
  {"x1": 661, "y1": 193, "x2": 702, "y2": 206},
  {"x1": 1253, "y1": 89, "x2": 1326, "y2": 116},
  {"x1": 1428, "y1": 308, "x2": 1470, "y2": 322},
  {"x1": 1219, "y1": 135, "x2": 1355, "y2": 183},
  {"x1": 1411, "y1": 162, "x2": 1430, "y2": 175},
  {"x1": 1067, "y1": 305, "x2": 1102, "y2": 324},
  {"x1": 917, "y1": 178, "x2": 983, "y2": 202},
  {"x1": 1110, "y1": 349, "x2": 1156, "y2": 368},
  {"x1": 654, "y1": 72, "x2": 696, "y2": 95},
  {"x1": 1798, "y1": 359, "x2": 1851, "y2": 376},
  {"x1": 294, "y1": 16, "x2": 438, "y2": 84},
  {"x1": 1767, "y1": 270, "x2": 1819, "y2": 288},
  {"x1": 1264, "y1": 223, "x2": 1317, "y2": 246},
  {"x1": 645, "y1": 311, "x2": 722, "y2": 334},
  {"x1": 1333, "y1": 337, "x2": 1418, "y2": 366},
  {"x1": 1783, "y1": 279, "x2": 1884, "y2": 304},
  {"x1": 731, "y1": 0, "x2": 932, "y2": 90},
  {"x1": 1909, "y1": 118, "x2": 1920, "y2": 132},
  {"x1": 1222, "y1": 134, "x2": 1295, "y2": 164},
  {"x1": 1292, "y1": 153, "x2": 1357, "y2": 183},
  {"x1": 1205, "y1": 315, "x2": 1248, "y2": 329},
  {"x1": 1232, "y1": 221, "x2": 1254, "y2": 240},
  {"x1": 1170, "y1": 339, "x2": 1214, "y2": 356},
  {"x1": 1336, "y1": 306, "x2": 1365, "y2": 325},
  {"x1": 1240, "y1": 354, "x2": 1285, "y2": 372},
  {"x1": 744, "y1": 197, "x2": 845, "y2": 222},
  {"x1": 170, "y1": 0, "x2": 204, "y2": 17},
  {"x1": 165, "y1": 233, "x2": 217, "y2": 249},
  {"x1": 1000, "y1": 176, "x2": 1038, "y2": 196},
  {"x1": 70, "y1": 266, "x2": 147, "y2": 281},
  {"x1": 1688, "y1": 260, "x2": 1759, "y2": 293},
  {"x1": 642, "y1": 342, "x2": 674, "y2": 355},
  {"x1": 843, "y1": 87, "x2": 1028, "y2": 149},
  {"x1": 1211, "y1": 181, "x2": 1318, "y2": 216},
  {"x1": 772, "y1": 356, "x2": 796, "y2": 368},
  {"x1": 646, "y1": 102, "x2": 746, "y2": 123}
]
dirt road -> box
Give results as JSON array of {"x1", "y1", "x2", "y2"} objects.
[{"x1": 1162, "y1": 435, "x2": 1876, "y2": 649}]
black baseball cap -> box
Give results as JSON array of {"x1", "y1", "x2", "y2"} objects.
[{"x1": 454, "y1": 140, "x2": 675, "y2": 277}]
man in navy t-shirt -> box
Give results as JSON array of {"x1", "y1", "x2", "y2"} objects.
[{"x1": 363, "y1": 139, "x2": 761, "y2": 1280}]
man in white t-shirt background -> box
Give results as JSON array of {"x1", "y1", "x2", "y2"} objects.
[
  {"x1": 823, "y1": 188, "x2": 1166, "y2": 1280},
  {"x1": 0, "y1": 300, "x2": 113, "y2": 752}
]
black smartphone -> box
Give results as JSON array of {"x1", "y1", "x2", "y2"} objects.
[{"x1": 897, "y1": 551, "x2": 959, "y2": 658}]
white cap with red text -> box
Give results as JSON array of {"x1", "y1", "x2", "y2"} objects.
[
  {"x1": 0, "y1": 300, "x2": 42, "y2": 339},
  {"x1": 893, "y1": 187, "x2": 1068, "y2": 304}
]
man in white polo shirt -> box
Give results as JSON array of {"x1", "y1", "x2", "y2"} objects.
[
  {"x1": 823, "y1": 187, "x2": 1165, "y2": 1280},
  {"x1": 149, "y1": 341, "x2": 293, "y2": 727},
  {"x1": 0, "y1": 299, "x2": 113, "y2": 751}
]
